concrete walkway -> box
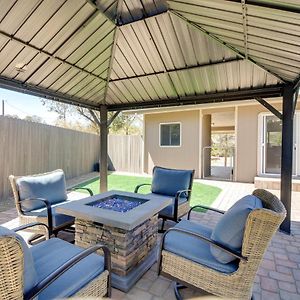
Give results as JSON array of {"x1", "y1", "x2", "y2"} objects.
[{"x1": 1, "y1": 174, "x2": 300, "y2": 299}]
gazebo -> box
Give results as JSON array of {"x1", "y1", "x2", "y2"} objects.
[{"x1": 0, "y1": 0, "x2": 299, "y2": 233}]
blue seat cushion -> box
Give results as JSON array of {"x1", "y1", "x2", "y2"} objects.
[
  {"x1": 211, "y1": 195, "x2": 263, "y2": 264},
  {"x1": 31, "y1": 238, "x2": 105, "y2": 299},
  {"x1": 16, "y1": 170, "x2": 67, "y2": 212},
  {"x1": 146, "y1": 193, "x2": 188, "y2": 218},
  {"x1": 27, "y1": 207, "x2": 74, "y2": 228},
  {"x1": 164, "y1": 220, "x2": 238, "y2": 274},
  {"x1": 151, "y1": 167, "x2": 193, "y2": 197},
  {"x1": 27, "y1": 195, "x2": 89, "y2": 229},
  {"x1": 0, "y1": 226, "x2": 37, "y2": 294}
]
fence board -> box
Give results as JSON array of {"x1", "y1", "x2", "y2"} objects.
[
  {"x1": 0, "y1": 116, "x2": 143, "y2": 202},
  {"x1": 0, "y1": 116, "x2": 100, "y2": 202},
  {"x1": 108, "y1": 135, "x2": 143, "y2": 174}
]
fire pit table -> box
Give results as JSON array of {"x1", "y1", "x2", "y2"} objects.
[{"x1": 56, "y1": 190, "x2": 171, "y2": 292}]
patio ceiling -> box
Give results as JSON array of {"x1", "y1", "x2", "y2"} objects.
[{"x1": 0, "y1": 0, "x2": 299, "y2": 111}]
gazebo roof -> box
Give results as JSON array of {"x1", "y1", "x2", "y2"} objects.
[{"x1": 0, "y1": 0, "x2": 299, "y2": 111}]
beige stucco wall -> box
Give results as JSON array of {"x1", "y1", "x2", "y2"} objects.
[
  {"x1": 235, "y1": 105, "x2": 262, "y2": 182},
  {"x1": 235, "y1": 102, "x2": 300, "y2": 182},
  {"x1": 144, "y1": 111, "x2": 200, "y2": 177},
  {"x1": 144, "y1": 101, "x2": 300, "y2": 183}
]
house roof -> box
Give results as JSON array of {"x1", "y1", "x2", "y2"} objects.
[{"x1": 0, "y1": 0, "x2": 299, "y2": 111}]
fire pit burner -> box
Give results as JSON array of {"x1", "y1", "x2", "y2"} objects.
[{"x1": 87, "y1": 195, "x2": 146, "y2": 213}]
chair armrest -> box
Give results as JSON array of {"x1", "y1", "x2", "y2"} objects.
[
  {"x1": 20, "y1": 198, "x2": 53, "y2": 235},
  {"x1": 68, "y1": 187, "x2": 93, "y2": 196},
  {"x1": 159, "y1": 227, "x2": 247, "y2": 266},
  {"x1": 134, "y1": 183, "x2": 151, "y2": 193},
  {"x1": 173, "y1": 189, "x2": 192, "y2": 220},
  {"x1": 12, "y1": 222, "x2": 50, "y2": 240},
  {"x1": 175, "y1": 189, "x2": 192, "y2": 199},
  {"x1": 187, "y1": 205, "x2": 225, "y2": 220},
  {"x1": 25, "y1": 244, "x2": 111, "y2": 300}
]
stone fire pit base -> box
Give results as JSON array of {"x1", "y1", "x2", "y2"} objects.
[
  {"x1": 75, "y1": 215, "x2": 159, "y2": 292},
  {"x1": 111, "y1": 247, "x2": 157, "y2": 292}
]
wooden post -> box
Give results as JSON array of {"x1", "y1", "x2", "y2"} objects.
[
  {"x1": 100, "y1": 105, "x2": 108, "y2": 192},
  {"x1": 280, "y1": 84, "x2": 295, "y2": 234}
]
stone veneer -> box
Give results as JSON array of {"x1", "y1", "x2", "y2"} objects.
[{"x1": 75, "y1": 215, "x2": 158, "y2": 276}]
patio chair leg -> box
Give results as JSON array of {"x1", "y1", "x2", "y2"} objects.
[
  {"x1": 158, "y1": 219, "x2": 166, "y2": 233},
  {"x1": 174, "y1": 282, "x2": 186, "y2": 300}
]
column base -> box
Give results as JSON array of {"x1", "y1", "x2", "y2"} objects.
[{"x1": 111, "y1": 247, "x2": 157, "y2": 292}]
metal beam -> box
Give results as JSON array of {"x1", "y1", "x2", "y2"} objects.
[
  {"x1": 0, "y1": 76, "x2": 100, "y2": 110},
  {"x1": 118, "y1": 11, "x2": 168, "y2": 27},
  {"x1": 0, "y1": 30, "x2": 107, "y2": 82},
  {"x1": 170, "y1": 10, "x2": 287, "y2": 83},
  {"x1": 224, "y1": 0, "x2": 300, "y2": 14},
  {"x1": 111, "y1": 57, "x2": 242, "y2": 83},
  {"x1": 293, "y1": 88, "x2": 298, "y2": 117},
  {"x1": 241, "y1": 0, "x2": 248, "y2": 60},
  {"x1": 85, "y1": 0, "x2": 116, "y2": 25},
  {"x1": 255, "y1": 97, "x2": 282, "y2": 120},
  {"x1": 280, "y1": 84, "x2": 296, "y2": 234},
  {"x1": 102, "y1": 0, "x2": 122, "y2": 104},
  {"x1": 100, "y1": 105, "x2": 108, "y2": 192},
  {"x1": 107, "y1": 85, "x2": 283, "y2": 111},
  {"x1": 293, "y1": 75, "x2": 300, "y2": 92},
  {"x1": 107, "y1": 111, "x2": 120, "y2": 127}
]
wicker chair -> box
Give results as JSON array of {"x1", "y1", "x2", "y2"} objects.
[
  {"x1": 134, "y1": 166, "x2": 194, "y2": 231},
  {"x1": 158, "y1": 189, "x2": 286, "y2": 300},
  {"x1": 0, "y1": 222, "x2": 111, "y2": 300},
  {"x1": 9, "y1": 169, "x2": 93, "y2": 236}
]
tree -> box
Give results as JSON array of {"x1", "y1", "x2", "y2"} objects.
[
  {"x1": 40, "y1": 100, "x2": 69, "y2": 124},
  {"x1": 40, "y1": 99, "x2": 142, "y2": 135},
  {"x1": 23, "y1": 115, "x2": 44, "y2": 123},
  {"x1": 211, "y1": 133, "x2": 235, "y2": 167}
]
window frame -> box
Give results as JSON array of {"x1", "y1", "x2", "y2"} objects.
[
  {"x1": 159, "y1": 122, "x2": 182, "y2": 148},
  {"x1": 258, "y1": 112, "x2": 298, "y2": 176}
]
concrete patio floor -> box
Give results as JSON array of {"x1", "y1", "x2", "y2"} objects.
[{"x1": 1, "y1": 173, "x2": 300, "y2": 299}]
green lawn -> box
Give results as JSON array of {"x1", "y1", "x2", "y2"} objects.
[{"x1": 77, "y1": 173, "x2": 221, "y2": 210}]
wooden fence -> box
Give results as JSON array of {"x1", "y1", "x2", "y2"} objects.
[
  {"x1": 108, "y1": 135, "x2": 143, "y2": 174},
  {"x1": 0, "y1": 116, "x2": 143, "y2": 202}
]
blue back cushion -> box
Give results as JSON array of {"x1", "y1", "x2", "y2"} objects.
[
  {"x1": 210, "y1": 195, "x2": 263, "y2": 264},
  {"x1": 151, "y1": 167, "x2": 193, "y2": 197},
  {"x1": 17, "y1": 170, "x2": 67, "y2": 211},
  {"x1": 0, "y1": 226, "x2": 37, "y2": 294}
]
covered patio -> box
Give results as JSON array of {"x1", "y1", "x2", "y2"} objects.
[
  {"x1": 0, "y1": 0, "x2": 300, "y2": 299},
  {"x1": 1, "y1": 174, "x2": 300, "y2": 299}
]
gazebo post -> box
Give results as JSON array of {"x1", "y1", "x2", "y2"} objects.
[
  {"x1": 280, "y1": 84, "x2": 297, "y2": 234},
  {"x1": 100, "y1": 105, "x2": 108, "y2": 192}
]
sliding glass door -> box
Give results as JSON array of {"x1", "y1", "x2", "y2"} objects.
[{"x1": 261, "y1": 114, "x2": 297, "y2": 175}]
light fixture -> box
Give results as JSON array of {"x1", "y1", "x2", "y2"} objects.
[{"x1": 15, "y1": 62, "x2": 27, "y2": 73}]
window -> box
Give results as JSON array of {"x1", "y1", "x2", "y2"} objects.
[{"x1": 160, "y1": 123, "x2": 181, "y2": 147}]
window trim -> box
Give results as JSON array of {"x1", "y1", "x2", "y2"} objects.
[{"x1": 159, "y1": 122, "x2": 182, "y2": 148}]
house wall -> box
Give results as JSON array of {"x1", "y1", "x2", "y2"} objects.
[
  {"x1": 235, "y1": 105, "x2": 263, "y2": 182},
  {"x1": 144, "y1": 100, "x2": 300, "y2": 183},
  {"x1": 236, "y1": 102, "x2": 300, "y2": 182},
  {"x1": 144, "y1": 111, "x2": 200, "y2": 177}
]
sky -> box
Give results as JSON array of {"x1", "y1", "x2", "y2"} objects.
[
  {"x1": 0, "y1": 88, "x2": 62, "y2": 125},
  {"x1": 0, "y1": 88, "x2": 142, "y2": 129}
]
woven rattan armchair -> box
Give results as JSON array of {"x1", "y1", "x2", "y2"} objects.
[
  {"x1": 0, "y1": 222, "x2": 111, "y2": 300},
  {"x1": 134, "y1": 166, "x2": 194, "y2": 231},
  {"x1": 158, "y1": 189, "x2": 286, "y2": 300},
  {"x1": 9, "y1": 169, "x2": 93, "y2": 236}
]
